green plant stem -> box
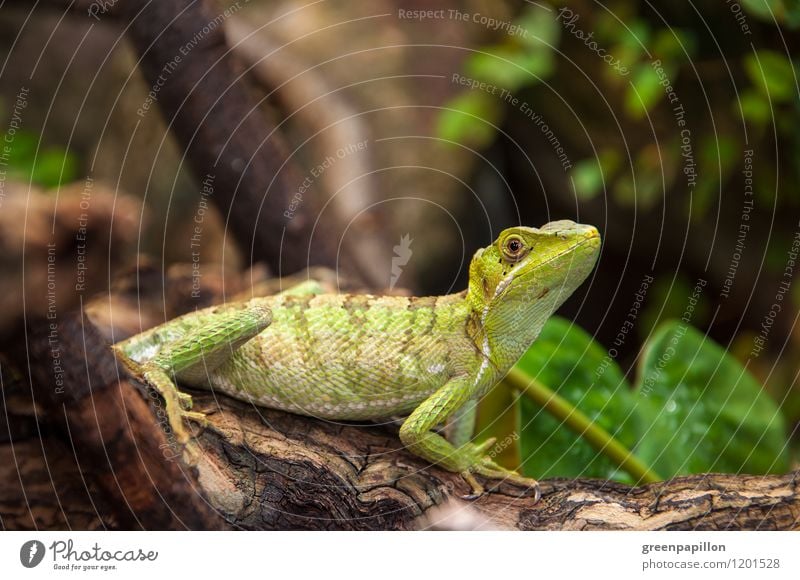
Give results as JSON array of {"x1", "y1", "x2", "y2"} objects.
[{"x1": 504, "y1": 367, "x2": 662, "y2": 484}]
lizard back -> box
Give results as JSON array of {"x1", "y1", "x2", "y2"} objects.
[{"x1": 198, "y1": 291, "x2": 477, "y2": 420}]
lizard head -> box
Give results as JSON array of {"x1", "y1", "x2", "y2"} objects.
[{"x1": 467, "y1": 220, "x2": 601, "y2": 361}]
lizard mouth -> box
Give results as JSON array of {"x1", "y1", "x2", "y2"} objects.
[{"x1": 520, "y1": 234, "x2": 600, "y2": 279}]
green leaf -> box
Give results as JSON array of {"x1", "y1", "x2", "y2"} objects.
[
  {"x1": 633, "y1": 321, "x2": 790, "y2": 477},
  {"x1": 437, "y1": 91, "x2": 501, "y2": 147},
  {"x1": 571, "y1": 151, "x2": 620, "y2": 201},
  {"x1": 604, "y1": 18, "x2": 648, "y2": 72},
  {"x1": 742, "y1": 0, "x2": 800, "y2": 27},
  {"x1": 700, "y1": 135, "x2": 738, "y2": 173},
  {"x1": 30, "y1": 148, "x2": 80, "y2": 188},
  {"x1": 465, "y1": 45, "x2": 552, "y2": 90},
  {"x1": 2, "y1": 131, "x2": 80, "y2": 187},
  {"x1": 784, "y1": 2, "x2": 800, "y2": 27},
  {"x1": 652, "y1": 28, "x2": 696, "y2": 61},
  {"x1": 516, "y1": 317, "x2": 644, "y2": 482},
  {"x1": 744, "y1": 50, "x2": 797, "y2": 102},
  {"x1": 639, "y1": 276, "x2": 709, "y2": 338},
  {"x1": 625, "y1": 63, "x2": 672, "y2": 119},
  {"x1": 516, "y1": 4, "x2": 560, "y2": 49},
  {"x1": 571, "y1": 158, "x2": 605, "y2": 201},
  {"x1": 613, "y1": 167, "x2": 662, "y2": 209},
  {"x1": 613, "y1": 18, "x2": 650, "y2": 51},
  {"x1": 741, "y1": 0, "x2": 779, "y2": 19},
  {"x1": 3, "y1": 130, "x2": 38, "y2": 173}
]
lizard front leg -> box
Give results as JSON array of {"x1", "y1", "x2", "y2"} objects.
[
  {"x1": 119, "y1": 302, "x2": 272, "y2": 444},
  {"x1": 399, "y1": 376, "x2": 540, "y2": 500}
]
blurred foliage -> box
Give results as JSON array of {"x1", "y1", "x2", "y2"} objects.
[
  {"x1": 440, "y1": 1, "x2": 799, "y2": 211},
  {"x1": 438, "y1": 0, "x2": 797, "y2": 216},
  {"x1": 1, "y1": 126, "x2": 79, "y2": 188},
  {"x1": 482, "y1": 317, "x2": 790, "y2": 483},
  {"x1": 741, "y1": 0, "x2": 800, "y2": 27},
  {"x1": 437, "y1": 4, "x2": 559, "y2": 148}
]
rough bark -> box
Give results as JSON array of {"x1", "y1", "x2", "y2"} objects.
[
  {"x1": 3, "y1": 377, "x2": 798, "y2": 530},
  {"x1": 1, "y1": 311, "x2": 223, "y2": 530},
  {"x1": 175, "y1": 394, "x2": 800, "y2": 530}
]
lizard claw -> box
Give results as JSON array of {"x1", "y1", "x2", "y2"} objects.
[
  {"x1": 177, "y1": 391, "x2": 195, "y2": 411},
  {"x1": 163, "y1": 406, "x2": 208, "y2": 446},
  {"x1": 454, "y1": 441, "x2": 541, "y2": 501},
  {"x1": 459, "y1": 470, "x2": 486, "y2": 500},
  {"x1": 453, "y1": 440, "x2": 540, "y2": 501},
  {"x1": 141, "y1": 368, "x2": 207, "y2": 445}
]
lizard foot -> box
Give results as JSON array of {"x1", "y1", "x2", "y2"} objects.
[
  {"x1": 143, "y1": 368, "x2": 208, "y2": 445},
  {"x1": 161, "y1": 396, "x2": 208, "y2": 446},
  {"x1": 457, "y1": 438, "x2": 541, "y2": 502}
]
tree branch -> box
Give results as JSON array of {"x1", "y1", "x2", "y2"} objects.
[
  {"x1": 185, "y1": 394, "x2": 800, "y2": 530},
  {"x1": 3, "y1": 381, "x2": 797, "y2": 530},
  {"x1": 2, "y1": 311, "x2": 224, "y2": 530}
]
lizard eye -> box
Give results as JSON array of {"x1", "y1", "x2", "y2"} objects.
[{"x1": 502, "y1": 235, "x2": 526, "y2": 261}]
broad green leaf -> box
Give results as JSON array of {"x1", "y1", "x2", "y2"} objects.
[
  {"x1": 612, "y1": 18, "x2": 650, "y2": 50},
  {"x1": 613, "y1": 167, "x2": 662, "y2": 209},
  {"x1": 700, "y1": 135, "x2": 737, "y2": 176},
  {"x1": 3, "y1": 130, "x2": 38, "y2": 173},
  {"x1": 624, "y1": 20, "x2": 650, "y2": 47},
  {"x1": 633, "y1": 321, "x2": 790, "y2": 477},
  {"x1": 516, "y1": 316, "x2": 642, "y2": 482},
  {"x1": 741, "y1": 0, "x2": 780, "y2": 19},
  {"x1": 639, "y1": 276, "x2": 708, "y2": 338},
  {"x1": 744, "y1": 50, "x2": 797, "y2": 102},
  {"x1": 2, "y1": 131, "x2": 80, "y2": 187},
  {"x1": 607, "y1": 19, "x2": 649, "y2": 71},
  {"x1": 784, "y1": 3, "x2": 800, "y2": 27}
]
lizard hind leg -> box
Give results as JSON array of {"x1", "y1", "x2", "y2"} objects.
[{"x1": 141, "y1": 301, "x2": 272, "y2": 444}]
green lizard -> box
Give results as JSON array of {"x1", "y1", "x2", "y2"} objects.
[{"x1": 114, "y1": 220, "x2": 600, "y2": 498}]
